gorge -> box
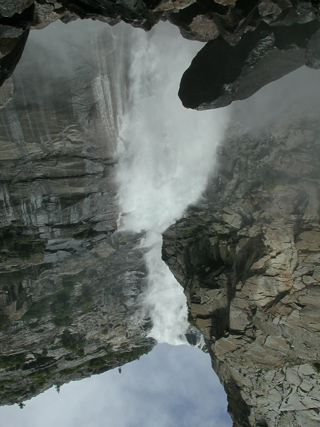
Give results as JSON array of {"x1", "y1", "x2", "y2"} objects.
[
  {"x1": 0, "y1": 19, "x2": 229, "y2": 426},
  {"x1": 0, "y1": 1, "x2": 320, "y2": 427}
]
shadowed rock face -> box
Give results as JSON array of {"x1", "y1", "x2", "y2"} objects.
[
  {"x1": 0, "y1": 24, "x2": 155, "y2": 406},
  {"x1": 179, "y1": 20, "x2": 320, "y2": 109},
  {"x1": 163, "y1": 73, "x2": 320, "y2": 426},
  {"x1": 0, "y1": 30, "x2": 29, "y2": 87}
]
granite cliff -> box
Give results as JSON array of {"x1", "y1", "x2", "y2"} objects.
[
  {"x1": 0, "y1": 24, "x2": 155, "y2": 406},
  {"x1": 163, "y1": 71, "x2": 320, "y2": 426}
]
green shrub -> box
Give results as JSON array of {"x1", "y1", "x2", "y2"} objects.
[
  {"x1": 0, "y1": 353, "x2": 26, "y2": 369},
  {"x1": 313, "y1": 362, "x2": 320, "y2": 373},
  {"x1": 50, "y1": 291, "x2": 71, "y2": 326},
  {"x1": 0, "y1": 227, "x2": 45, "y2": 261},
  {"x1": 88, "y1": 357, "x2": 108, "y2": 369},
  {"x1": 61, "y1": 270, "x2": 88, "y2": 294},
  {"x1": 61, "y1": 278, "x2": 75, "y2": 294},
  {"x1": 187, "y1": 311, "x2": 198, "y2": 328},
  {"x1": 80, "y1": 285, "x2": 94, "y2": 313},
  {"x1": 61, "y1": 330, "x2": 85, "y2": 356}
]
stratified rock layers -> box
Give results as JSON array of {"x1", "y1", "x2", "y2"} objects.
[
  {"x1": 0, "y1": 24, "x2": 154, "y2": 406},
  {"x1": 163, "y1": 90, "x2": 320, "y2": 426}
]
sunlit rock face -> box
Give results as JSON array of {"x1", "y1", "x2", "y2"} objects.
[
  {"x1": 0, "y1": 24, "x2": 155, "y2": 406},
  {"x1": 163, "y1": 70, "x2": 320, "y2": 426}
]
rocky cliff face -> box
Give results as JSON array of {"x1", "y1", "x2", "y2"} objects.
[
  {"x1": 162, "y1": 73, "x2": 320, "y2": 426},
  {"x1": 1, "y1": 1, "x2": 320, "y2": 422},
  {"x1": 0, "y1": 24, "x2": 155, "y2": 407}
]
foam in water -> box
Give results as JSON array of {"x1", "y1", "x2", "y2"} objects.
[{"x1": 115, "y1": 22, "x2": 229, "y2": 344}]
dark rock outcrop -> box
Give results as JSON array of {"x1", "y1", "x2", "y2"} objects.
[
  {"x1": 179, "y1": 20, "x2": 320, "y2": 109},
  {"x1": 0, "y1": 1, "x2": 320, "y2": 110},
  {"x1": 0, "y1": 29, "x2": 29, "y2": 87},
  {"x1": 163, "y1": 72, "x2": 320, "y2": 426}
]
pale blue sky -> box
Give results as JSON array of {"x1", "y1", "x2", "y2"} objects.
[{"x1": 0, "y1": 344, "x2": 232, "y2": 427}]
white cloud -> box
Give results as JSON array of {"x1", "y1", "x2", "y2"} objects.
[{"x1": 0, "y1": 344, "x2": 232, "y2": 427}]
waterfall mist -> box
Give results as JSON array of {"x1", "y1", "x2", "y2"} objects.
[
  {"x1": 115, "y1": 23, "x2": 230, "y2": 344},
  {"x1": 230, "y1": 66, "x2": 320, "y2": 138}
]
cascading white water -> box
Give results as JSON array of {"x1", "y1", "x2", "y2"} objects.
[{"x1": 114, "y1": 22, "x2": 230, "y2": 344}]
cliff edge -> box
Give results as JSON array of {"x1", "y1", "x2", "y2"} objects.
[{"x1": 163, "y1": 84, "x2": 320, "y2": 426}]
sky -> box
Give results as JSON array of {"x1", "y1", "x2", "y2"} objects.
[{"x1": 0, "y1": 344, "x2": 232, "y2": 427}]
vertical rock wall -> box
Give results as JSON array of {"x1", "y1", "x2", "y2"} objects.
[
  {"x1": 163, "y1": 77, "x2": 320, "y2": 426},
  {"x1": 0, "y1": 22, "x2": 155, "y2": 407}
]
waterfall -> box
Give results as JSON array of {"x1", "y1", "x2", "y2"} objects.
[{"x1": 114, "y1": 23, "x2": 230, "y2": 344}]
